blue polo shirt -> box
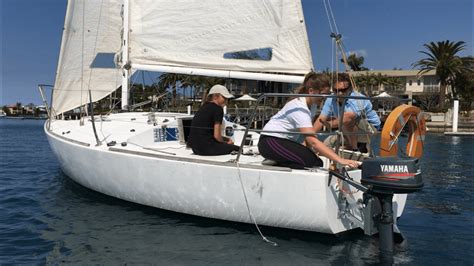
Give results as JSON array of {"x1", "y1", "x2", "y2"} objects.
[{"x1": 320, "y1": 91, "x2": 381, "y2": 129}]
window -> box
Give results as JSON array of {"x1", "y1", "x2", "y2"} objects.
[
  {"x1": 224, "y1": 48, "x2": 272, "y2": 61},
  {"x1": 417, "y1": 80, "x2": 421, "y2": 86},
  {"x1": 409, "y1": 80, "x2": 412, "y2": 86}
]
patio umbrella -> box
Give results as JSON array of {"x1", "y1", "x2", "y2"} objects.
[
  {"x1": 374, "y1": 91, "x2": 393, "y2": 98},
  {"x1": 374, "y1": 91, "x2": 399, "y2": 112},
  {"x1": 235, "y1": 94, "x2": 258, "y2": 101}
]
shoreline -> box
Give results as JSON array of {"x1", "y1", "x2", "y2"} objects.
[
  {"x1": 425, "y1": 121, "x2": 474, "y2": 133},
  {"x1": 0, "y1": 116, "x2": 47, "y2": 120}
]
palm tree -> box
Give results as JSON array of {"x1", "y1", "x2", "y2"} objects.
[
  {"x1": 373, "y1": 73, "x2": 389, "y2": 95},
  {"x1": 342, "y1": 53, "x2": 369, "y2": 71},
  {"x1": 453, "y1": 57, "x2": 474, "y2": 110},
  {"x1": 157, "y1": 73, "x2": 190, "y2": 107},
  {"x1": 385, "y1": 76, "x2": 403, "y2": 94},
  {"x1": 16, "y1": 102, "x2": 23, "y2": 116},
  {"x1": 412, "y1": 40, "x2": 472, "y2": 108},
  {"x1": 188, "y1": 76, "x2": 225, "y2": 105},
  {"x1": 354, "y1": 72, "x2": 376, "y2": 96}
]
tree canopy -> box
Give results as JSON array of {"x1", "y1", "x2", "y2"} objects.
[
  {"x1": 412, "y1": 40, "x2": 473, "y2": 108},
  {"x1": 342, "y1": 53, "x2": 369, "y2": 71}
]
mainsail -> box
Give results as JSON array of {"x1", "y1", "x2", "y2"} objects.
[
  {"x1": 53, "y1": 0, "x2": 313, "y2": 114},
  {"x1": 53, "y1": 0, "x2": 122, "y2": 115},
  {"x1": 129, "y1": 0, "x2": 313, "y2": 74}
]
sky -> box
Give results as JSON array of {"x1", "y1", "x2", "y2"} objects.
[{"x1": 0, "y1": 0, "x2": 472, "y2": 106}]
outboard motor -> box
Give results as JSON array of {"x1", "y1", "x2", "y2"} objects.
[
  {"x1": 361, "y1": 156, "x2": 423, "y2": 261},
  {"x1": 362, "y1": 156, "x2": 423, "y2": 194}
]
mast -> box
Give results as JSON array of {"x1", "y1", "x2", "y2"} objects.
[{"x1": 121, "y1": 0, "x2": 130, "y2": 110}]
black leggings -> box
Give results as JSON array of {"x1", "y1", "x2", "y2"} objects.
[
  {"x1": 258, "y1": 135, "x2": 323, "y2": 169},
  {"x1": 192, "y1": 141, "x2": 239, "y2": 156}
]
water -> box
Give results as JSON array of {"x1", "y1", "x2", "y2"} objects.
[{"x1": 0, "y1": 119, "x2": 473, "y2": 264}]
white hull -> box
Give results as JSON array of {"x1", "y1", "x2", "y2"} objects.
[{"x1": 45, "y1": 113, "x2": 406, "y2": 234}]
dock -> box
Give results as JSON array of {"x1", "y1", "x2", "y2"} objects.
[
  {"x1": 444, "y1": 132, "x2": 474, "y2": 136},
  {"x1": 426, "y1": 121, "x2": 474, "y2": 134}
]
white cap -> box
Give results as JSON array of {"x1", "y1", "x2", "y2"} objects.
[{"x1": 208, "y1": 85, "x2": 234, "y2": 99}]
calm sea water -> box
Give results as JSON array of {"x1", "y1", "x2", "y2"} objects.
[{"x1": 0, "y1": 119, "x2": 473, "y2": 265}]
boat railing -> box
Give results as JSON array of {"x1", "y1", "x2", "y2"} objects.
[{"x1": 235, "y1": 92, "x2": 411, "y2": 162}]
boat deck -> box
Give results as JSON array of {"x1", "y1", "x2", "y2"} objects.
[{"x1": 47, "y1": 113, "x2": 332, "y2": 172}]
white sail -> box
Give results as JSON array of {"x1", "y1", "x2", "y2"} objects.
[
  {"x1": 129, "y1": 0, "x2": 313, "y2": 74},
  {"x1": 52, "y1": 0, "x2": 123, "y2": 115},
  {"x1": 53, "y1": 0, "x2": 314, "y2": 114}
]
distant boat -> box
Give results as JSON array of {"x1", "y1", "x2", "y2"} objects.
[{"x1": 43, "y1": 0, "x2": 426, "y2": 256}]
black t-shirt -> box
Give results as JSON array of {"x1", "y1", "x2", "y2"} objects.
[{"x1": 188, "y1": 102, "x2": 223, "y2": 148}]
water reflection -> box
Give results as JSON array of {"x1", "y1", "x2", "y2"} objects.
[
  {"x1": 1, "y1": 120, "x2": 472, "y2": 264},
  {"x1": 37, "y1": 172, "x2": 415, "y2": 264},
  {"x1": 450, "y1": 136, "x2": 461, "y2": 145},
  {"x1": 37, "y1": 134, "x2": 473, "y2": 264}
]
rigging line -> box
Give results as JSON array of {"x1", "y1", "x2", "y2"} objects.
[
  {"x1": 331, "y1": 37, "x2": 335, "y2": 90},
  {"x1": 105, "y1": 97, "x2": 122, "y2": 116},
  {"x1": 99, "y1": 114, "x2": 106, "y2": 140},
  {"x1": 145, "y1": 71, "x2": 162, "y2": 104},
  {"x1": 322, "y1": 0, "x2": 335, "y2": 34},
  {"x1": 326, "y1": 0, "x2": 340, "y2": 34},
  {"x1": 129, "y1": 70, "x2": 142, "y2": 108},
  {"x1": 131, "y1": 70, "x2": 141, "y2": 85},
  {"x1": 108, "y1": 68, "x2": 122, "y2": 114},
  {"x1": 235, "y1": 162, "x2": 278, "y2": 247}
]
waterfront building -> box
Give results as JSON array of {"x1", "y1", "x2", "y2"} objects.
[{"x1": 350, "y1": 69, "x2": 439, "y2": 100}]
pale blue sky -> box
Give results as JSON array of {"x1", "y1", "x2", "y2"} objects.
[{"x1": 1, "y1": 0, "x2": 472, "y2": 105}]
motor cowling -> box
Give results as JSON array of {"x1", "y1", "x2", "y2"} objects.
[{"x1": 361, "y1": 157, "x2": 423, "y2": 194}]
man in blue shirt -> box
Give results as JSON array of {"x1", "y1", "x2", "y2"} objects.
[{"x1": 313, "y1": 73, "x2": 381, "y2": 152}]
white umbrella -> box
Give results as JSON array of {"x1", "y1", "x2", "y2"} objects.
[
  {"x1": 235, "y1": 94, "x2": 257, "y2": 101},
  {"x1": 374, "y1": 91, "x2": 393, "y2": 98},
  {"x1": 374, "y1": 91, "x2": 399, "y2": 113}
]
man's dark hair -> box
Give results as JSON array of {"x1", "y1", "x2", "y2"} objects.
[{"x1": 334, "y1": 72, "x2": 352, "y2": 88}]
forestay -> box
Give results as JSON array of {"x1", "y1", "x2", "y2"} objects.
[
  {"x1": 53, "y1": 0, "x2": 122, "y2": 115},
  {"x1": 129, "y1": 0, "x2": 313, "y2": 74}
]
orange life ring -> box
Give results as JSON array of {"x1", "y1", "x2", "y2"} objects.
[{"x1": 380, "y1": 104, "x2": 426, "y2": 158}]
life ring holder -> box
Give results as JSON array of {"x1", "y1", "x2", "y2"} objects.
[{"x1": 380, "y1": 104, "x2": 426, "y2": 158}]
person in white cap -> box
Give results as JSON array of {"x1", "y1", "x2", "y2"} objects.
[{"x1": 188, "y1": 85, "x2": 240, "y2": 155}]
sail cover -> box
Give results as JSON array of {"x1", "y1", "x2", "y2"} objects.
[
  {"x1": 129, "y1": 0, "x2": 313, "y2": 74},
  {"x1": 53, "y1": 0, "x2": 122, "y2": 114}
]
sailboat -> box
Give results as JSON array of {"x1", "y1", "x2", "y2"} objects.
[{"x1": 43, "y1": 0, "x2": 426, "y2": 255}]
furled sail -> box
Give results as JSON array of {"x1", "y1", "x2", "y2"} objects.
[
  {"x1": 129, "y1": 0, "x2": 313, "y2": 74},
  {"x1": 52, "y1": 0, "x2": 123, "y2": 114}
]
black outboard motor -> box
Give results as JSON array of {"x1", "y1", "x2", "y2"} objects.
[
  {"x1": 361, "y1": 156, "x2": 423, "y2": 262},
  {"x1": 362, "y1": 156, "x2": 423, "y2": 194}
]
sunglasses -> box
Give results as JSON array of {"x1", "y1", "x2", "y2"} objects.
[{"x1": 334, "y1": 87, "x2": 350, "y2": 93}]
